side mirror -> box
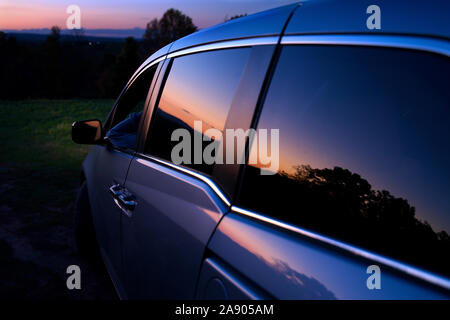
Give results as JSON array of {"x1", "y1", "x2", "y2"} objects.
[{"x1": 72, "y1": 119, "x2": 103, "y2": 144}]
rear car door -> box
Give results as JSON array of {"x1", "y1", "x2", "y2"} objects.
[
  {"x1": 200, "y1": 40, "x2": 450, "y2": 299},
  {"x1": 120, "y1": 43, "x2": 276, "y2": 299}
]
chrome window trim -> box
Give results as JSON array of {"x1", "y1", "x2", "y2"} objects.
[
  {"x1": 167, "y1": 36, "x2": 279, "y2": 59},
  {"x1": 135, "y1": 36, "x2": 278, "y2": 81},
  {"x1": 125, "y1": 55, "x2": 167, "y2": 91},
  {"x1": 281, "y1": 34, "x2": 450, "y2": 57},
  {"x1": 231, "y1": 205, "x2": 450, "y2": 291},
  {"x1": 135, "y1": 153, "x2": 231, "y2": 207},
  {"x1": 139, "y1": 55, "x2": 166, "y2": 76}
]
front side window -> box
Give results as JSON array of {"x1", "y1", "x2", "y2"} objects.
[
  {"x1": 239, "y1": 45, "x2": 450, "y2": 277},
  {"x1": 146, "y1": 48, "x2": 251, "y2": 175},
  {"x1": 106, "y1": 66, "x2": 157, "y2": 150}
]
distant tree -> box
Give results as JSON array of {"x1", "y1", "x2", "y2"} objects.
[
  {"x1": 49, "y1": 26, "x2": 61, "y2": 41},
  {"x1": 6, "y1": 35, "x2": 17, "y2": 48},
  {"x1": 0, "y1": 34, "x2": 17, "y2": 98},
  {"x1": 44, "y1": 25, "x2": 61, "y2": 52},
  {"x1": 159, "y1": 9, "x2": 197, "y2": 43},
  {"x1": 0, "y1": 31, "x2": 5, "y2": 66},
  {"x1": 143, "y1": 8, "x2": 197, "y2": 52},
  {"x1": 143, "y1": 18, "x2": 160, "y2": 42},
  {"x1": 225, "y1": 13, "x2": 247, "y2": 22},
  {"x1": 117, "y1": 37, "x2": 141, "y2": 73},
  {"x1": 0, "y1": 31, "x2": 6, "y2": 46},
  {"x1": 42, "y1": 26, "x2": 63, "y2": 97},
  {"x1": 98, "y1": 37, "x2": 142, "y2": 98}
]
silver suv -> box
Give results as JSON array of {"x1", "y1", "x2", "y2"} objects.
[{"x1": 72, "y1": 0, "x2": 450, "y2": 299}]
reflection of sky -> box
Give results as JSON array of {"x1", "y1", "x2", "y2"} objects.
[
  {"x1": 219, "y1": 214, "x2": 338, "y2": 299},
  {"x1": 253, "y1": 45, "x2": 450, "y2": 232},
  {"x1": 0, "y1": 0, "x2": 296, "y2": 29},
  {"x1": 216, "y1": 213, "x2": 449, "y2": 299},
  {"x1": 159, "y1": 48, "x2": 250, "y2": 132}
]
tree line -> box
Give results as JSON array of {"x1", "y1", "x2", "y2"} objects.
[{"x1": 0, "y1": 9, "x2": 197, "y2": 100}]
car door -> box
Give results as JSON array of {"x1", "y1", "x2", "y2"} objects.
[
  {"x1": 200, "y1": 40, "x2": 450, "y2": 299},
  {"x1": 87, "y1": 64, "x2": 158, "y2": 293},
  {"x1": 120, "y1": 43, "x2": 276, "y2": 299}
]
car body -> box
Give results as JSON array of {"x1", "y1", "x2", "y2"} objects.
[{"x1": 73, "y1": 0, "x2": 450, "y2": 299}]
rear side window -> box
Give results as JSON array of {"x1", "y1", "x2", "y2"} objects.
[
  {"x1": 239, "y1": 45, "x2": 450, "y2": 277},
  {"x1": 146, "y1": 48, "x2": 250, "y2": 175}
]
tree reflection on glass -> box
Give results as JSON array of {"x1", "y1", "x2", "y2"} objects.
[{"x1": 240, "y1": 164, "x2": 450, "y2": 277}]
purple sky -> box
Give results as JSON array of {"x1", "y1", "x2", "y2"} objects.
[{"x1": 0, "y1": 0, "x2": 297, "y2": 30}]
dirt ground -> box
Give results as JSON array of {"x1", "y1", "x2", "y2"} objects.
[{"x1": 0, "y1": 166, "x2": 117, "y2": 300}]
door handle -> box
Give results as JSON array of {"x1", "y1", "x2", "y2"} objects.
[
  {"x1": 109, "y1": 184, "x2": 137, "y2": 216},
  {"x1": 109, "y1": 184, "x2": 123, "y2": 197},
  {"x1": 117, "y1": 193, "x2": 137, "y2": 210}
]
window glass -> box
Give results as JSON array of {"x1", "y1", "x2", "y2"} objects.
[
  {"x1": 239, "y1": 45, "x2": 450, "y2": 277},
  {"x1": 146, "y1": 48, "x2": 250, "y2": 175},
  {"x1": 106, "y1": 67, "x2": 156, "y2": 150}
]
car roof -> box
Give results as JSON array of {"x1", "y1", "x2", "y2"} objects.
[
  {"x1": 168, "y1": 0, "x2": 449, "y2": 54},
  {"x1": 285, "y1": 0, "x2": 450, "y2": 40},
  {"x1": 169, "y1": 2, "x2": 299, "y2": 52},
  {"x1": 137, "y1": 0, "x2": 449, "y2": 77}
]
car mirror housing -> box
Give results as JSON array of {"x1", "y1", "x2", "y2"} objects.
[{"x1": 72, "y1": 119, "x2": 103, "y2": 144}]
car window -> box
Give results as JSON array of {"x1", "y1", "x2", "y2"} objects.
[
  {"x1": 238, "y1": 45, "x2": 450, "y2": 277},
  {"x1": 106, "y1": 66, "x2": 157, "y2": 150},
  {"x1": 145, "y1": 48, "x2": 251, "y2": 175}
]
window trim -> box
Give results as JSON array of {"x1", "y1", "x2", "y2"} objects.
[
  {"x1": 231, "y1": 206, "x2": 450, "y2": 291},
  {"x1": 167, "y1": 36, "x2": 279, "y2": 59},
  {"x1": 134, "y1": 152, "x2": 231, "y2": 207},
  {"x1": 136, "y1": 59, "x2": 169, "y2": 153},
  {"x1": 140, "y1": 57, "x2": 173, "y2": 155},
  {"x1": 281, "y1": 34, "x2": 450, "y2": 57}
]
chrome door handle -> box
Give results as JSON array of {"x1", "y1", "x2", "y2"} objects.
[
  {"x1": 109, "y1": 184, "x2": 123, "y2": 197},
  {"x1": 117, "y1": 193, "x2": 137, "y2": 210},
  {"x1": 109, "y1": 184, "x2": 137, "y2": 216}
]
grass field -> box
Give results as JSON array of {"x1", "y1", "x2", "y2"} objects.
[
  {"x1": 0, "y1": 99, "x2": 116, "y2": 299},
  {"x1": 0, "y1": 99, "x2": 112, "y2": 208}
]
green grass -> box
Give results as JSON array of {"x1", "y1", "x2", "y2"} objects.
[
  {"x1": 0, "y1": 99, "x2": 113, "y2": 170},
  {"x1": 0, "y1": 99, "x2": 113, "y2": 209}
]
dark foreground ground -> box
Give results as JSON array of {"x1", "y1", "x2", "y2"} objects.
[{"x1": 0, "y1": 100, "x2": 117, "y2": 299}]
